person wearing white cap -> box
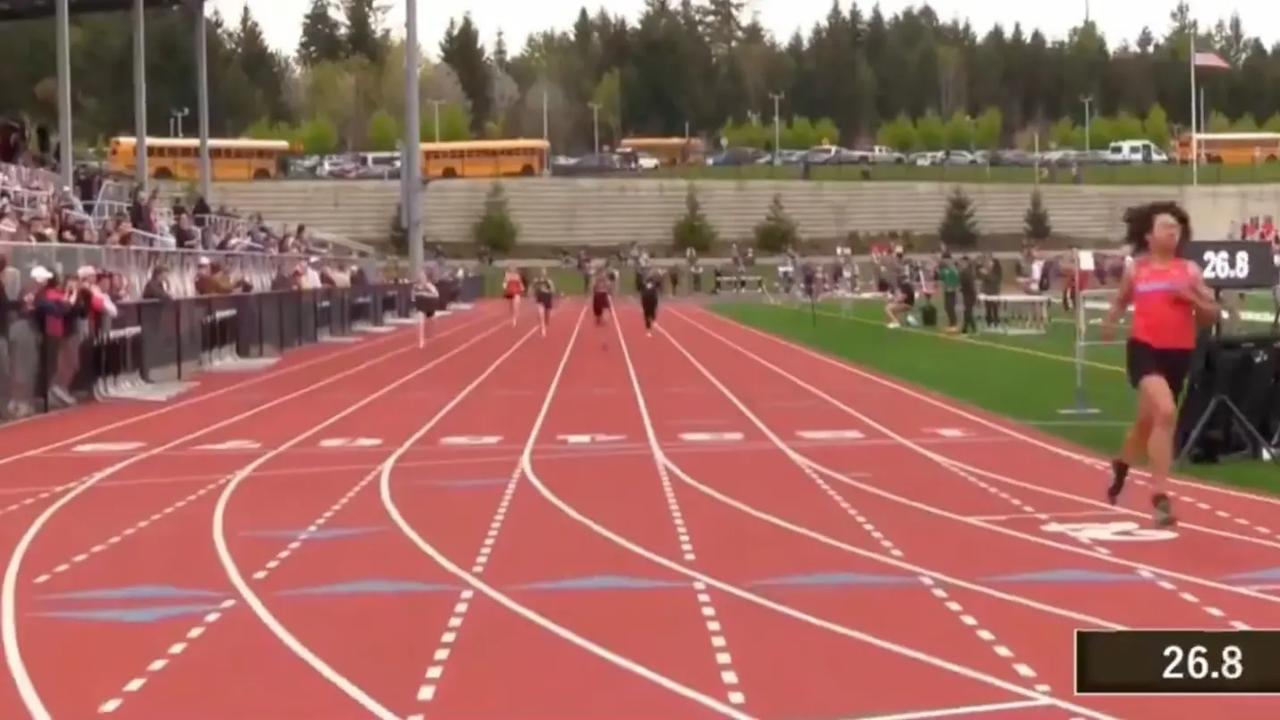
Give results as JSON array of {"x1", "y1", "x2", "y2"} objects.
[{"x1": 30, "y1": 265, "x2": 53, "y2": 284}]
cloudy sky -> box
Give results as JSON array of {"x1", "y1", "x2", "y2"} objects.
[{"x1": 209, "y1": 1, "x2": 1280, "y2": 59}]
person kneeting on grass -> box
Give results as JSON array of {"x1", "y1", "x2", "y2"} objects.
[{"x1": 1102, "y1": 202, "x2": 1218, "y2": 528}]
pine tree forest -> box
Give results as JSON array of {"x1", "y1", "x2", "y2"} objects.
[{"x1": 4, "y1": 1, "x2": 1280, "y2": 157}]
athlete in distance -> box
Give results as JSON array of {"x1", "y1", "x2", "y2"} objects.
[
  {"x1": 531, "y1": 267, "x2": 556, "y2": 338},
  {"x1": 1102, "y1": 201, "x2": 1219, "y2": 527},
  {"x1": 501, "y1": 267, "x2": 525, "y2": 328}
]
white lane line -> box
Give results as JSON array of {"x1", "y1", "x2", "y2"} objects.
[
  {"x1": 382, "y1": 308, "x2": 755, "y2": 719},
  {"x1": 212, "y1": 320, "x2": 533, "y2": 720},
  {"x1": 6, "y1": 313, "x2": 499, "y2": 720}
]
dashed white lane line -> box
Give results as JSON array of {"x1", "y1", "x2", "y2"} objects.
[
  {"x1": 94, "y1": 469, "x2": 381, "y2": 715},
  {"x1": 412, "y1": 463, "x2": 521, "y2": 710},
  {"x1": 0, "y1": 480, "x2": 84, "y2": 519},
  {"x1": 942, "y1": 459, "x2": 1252, "y2": 630},
  {"x1": 783, "y1": 458, "x2": 1049, "y2": 692},
  {"x1": 653, "y1": 458, "x2": 747, "y2": 707},
  {"x1": 34, "y1": 476, "x2": 231, "y2": 584},
  {"x1": 97, "y1": 598, "x2": 237, "y2": 714}
]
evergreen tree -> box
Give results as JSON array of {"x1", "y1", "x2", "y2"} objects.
[
  {"x1": 297, "y1": 0, "x2": 344, "y2": 66},
  {"x1": 939, "y1": 186, "x2": 979, "y2": 248},
  {"x1": 672, "y1": 186, "x2": 717, "y2": 253},
  {"x1": 1024, "y1": 189, "x2": 1052, "y2": 241},
  {"x1": 342, "y1": 0, "x2": 388, "y2": 64},
  {"x1": 753, "y1": 193, "x2": 799, "y2": 254},
  {"x1": 236, "y1": 6, "x2": 288, "y2": 122},
  {"x1": 440, "y1": 15, "x2": 492, "y2": 133},
  {"x1": 472, "y1": 182, "x2": 518, "y2": 255},
  {"x1": 494, "y1": 29, "x2": 510, "y2": 71}
]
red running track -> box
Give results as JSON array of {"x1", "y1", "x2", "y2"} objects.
[{"x1": 0, "y1": 297, "x2": 1277, "y2": 719}]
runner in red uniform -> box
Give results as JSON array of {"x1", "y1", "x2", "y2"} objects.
[
  {"x1": 501, "y1": 268, "x2": 525, "y2": 327},
  {"x1": 1103, "y1": 202, "x2": 1219, "y2": 527}
]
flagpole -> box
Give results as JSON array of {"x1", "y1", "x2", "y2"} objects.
[{"x1": 1190, "y1": 24, "x2": 1199, "y2": 186}]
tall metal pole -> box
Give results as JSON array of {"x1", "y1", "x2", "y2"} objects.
[
  {"x1": 1080, "y1": 95, "x2": 1093, "y2": 152},
  {"x1": 588, "y1": 102, "x2": 601, "y2": 154},
  {"x1": 55, "y1": 0, "x2": 73, "y2": 189},
  {"x1": 195, "y1": 0, "x2": 211, "y2": 200},
  {"x1": 542, "y1": 90, "x2": 549, "y2": 142},
  {"x1": 426, "y1": 99, "x2": 443, "y2": 143},
  {"x1": 769, "y1": 91, "x2": 784, "y2": 165},
  {"x1": 404, "y1": 0, "x2": 423, "y2": 280},
  {"x1": 133, "y1": 0, "x2": 148, "y2": 186},
  {"x1": 1190, "y1": 24, "x2": 1199, "y2": 186}
]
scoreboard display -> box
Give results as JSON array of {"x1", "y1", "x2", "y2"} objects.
[{"x1": 1181, "y1": 240, "x2": 1279, "y2": 290}]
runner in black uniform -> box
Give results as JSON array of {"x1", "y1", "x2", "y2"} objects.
[
  {"x1": 532, "y1": 268, "x2": 556, "y2": 337},
  {"x1": 591, "y1": 269, "x2": 613, "y2": 326},
  {"x1": 639, "y1": 269, "x2": 662, "y2": 336},
  {"x1": 885, "y1": 274, "x2": 916, "y2": 328}
]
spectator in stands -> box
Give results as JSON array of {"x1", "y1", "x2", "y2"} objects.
[
  {"x1": 30, "y1": 267, "x2": 77, "y2": 406},
  {"x1": 194, "y1": 257, "x2": 216, "y2": 295},
  {"x1": 142, "y1": 266, "x2": 173, "y2": 301},
  {"x1": 172, "y1": 212, "x2": 199, "y2": 249},
  {"x1": 192, "y1": 195, "x2": 211, "y2": 227}
]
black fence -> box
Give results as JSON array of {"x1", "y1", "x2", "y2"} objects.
[{"x1": 1, "y1": 275, "x2": 483, "y2": 422}]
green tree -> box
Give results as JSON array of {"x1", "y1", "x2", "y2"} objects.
[
  {"x1": 342, "y1": 0, "x2": 389, "y2": 63},
  {"x1": 298, "y1": 0, "x2": 344, "y2": 66},
  {"x1": 753, "y1": 193, "x2": 799, "y2": 253},
  {"x1": 973, "y1": 107, "x2": 1003, "y2": 150},
  {"x1": 915, "y1": 111, "x2": 946, "y2": 151},
  {"x1": 1143, "y1": 104, "x2": 1171, "y2": 149},
  {"x1": 299, "y1": 115, "x2": 340, "y2": 154},
  {"x1": 875, "y1": 114, "x2": 917, "y2": 153},
  {"x1": 1207, "y1": 110, "x2": 1232, "y2": 133},
  {"x1": 943, "y1": 111, "x2": 973, "y2": 150},
  {"x1": 366, "y1": 109, "x2": 400, "y2": 151},
  {"x1": 780, "y1": 116, "x2": 817, "y2": 149},
  {"x1": 938, "y1": 186, "x2": 979, "y2": 249},
  {"x1": 1111, "y1": 112, "x2": 1144, "y2": 141},
  {"x1": 440, "y1": 15, "x2": 491, "y2": 133},
  {"x1": 421, "y1": 103, "x2": 473, "y2": 142},
  {"x1": 1051, "y1": 117, "x2": 1077, "y2": 150},
  {"x1": 812, "y1": 117, "x2": 841, "y2": 146},
  {"x1": 1264, "y1": 114, "x2": 1280, "y2": 133},
  {"x1": 472, "y1": 182, "x2": 518, "y2": 255},
  {"x1": 672, "y1": 186, "x2": 716, "y2": 254},
  {"x1": 1024, "y1": 190, "x2": 1052, "y2": 241},
  {"x1": 592, "y1": 67, "x2": 623, "y2": 148},
  {"x1": 1232, "y1": 113, "x2": 1259, "y2": 132}
]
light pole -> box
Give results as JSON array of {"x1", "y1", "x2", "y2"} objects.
[
  {"x1": 170, "y1": 107, "x2": 189, "y2": 138},
  {"x1": 426, "y1": 99, "x2": 444, "y2": 143},
  {"x1": 769, "y1": 91, "x2": 784, "y2": 165},
  {"x1": 1080, "y1": 94, "x2": 1094, "y2": 152},
  {"x1": 588, "y1": 102, "x2": 602, "y2": 154}
]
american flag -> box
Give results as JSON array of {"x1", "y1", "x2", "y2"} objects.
[{"x1": 1193, "y1": 51, "x2": 1231, "y2": 70}]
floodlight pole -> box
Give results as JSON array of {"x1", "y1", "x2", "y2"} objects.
[
  {"x1": 194, "y1": 0, "x2": 212, "y2": 201},
  {"x1": 133, "y1": 0, "x2": 148, "y2": 185},
  {"x1": 404, "y1": 0, "x2": 423, "y2": 279},
  {"x1": 55, "y1": 0, "x2": 73, "y2": 189}
]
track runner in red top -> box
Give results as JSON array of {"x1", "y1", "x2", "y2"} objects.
[{"x1": 654, "y1": 303, "x2": 1280, "y2": 718}]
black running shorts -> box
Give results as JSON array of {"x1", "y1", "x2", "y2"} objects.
[{"x1": 1126, "y1": 339, "x2": 1193, "y2": 398}]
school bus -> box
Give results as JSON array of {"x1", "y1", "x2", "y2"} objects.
[
  {"x1": 421, "y1": 139, "x2": 550, "y2": 179},
  {"x1": 1175, "y1": 132, "x2": 1280, "y2": 165},
  {"x1": 618, "y1": 136, "x2": 706, "y2": 165},
  {"x1": 107, "y1": 136, "x2": 294, "y2": 181}
]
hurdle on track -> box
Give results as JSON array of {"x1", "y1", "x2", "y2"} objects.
[
  {"x1": 1060, "y1": 249, "x2": 1125, "y2": 415},
  {"x1": 977, "y1": 293, "x2": 1052, "y2": 335}
]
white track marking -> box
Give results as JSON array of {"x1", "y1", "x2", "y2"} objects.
[
  {"x1": 412, "y1": 460, "x2": 521, "y2": 708},
  {"x1": 382, "y1": 308, "x2": 755, "y2": 720},
  {"x1": 612, "y1": 314, "x2": 1058, "y2": 701},
  {"x1": 96, "y1": 601, "x2": 236, "y2": 714},
  {"x1": 851, "y1": 698, "x2": 1054, "y2": 720},
  {"x1": 3, "y1": 315, "x2": 502, "y2": 720},
  {"x1": 606, "y1": 304, "x2": 749, "y2": 707},
  {"x1": 0, "y1": 305, "x2": 482, "y2": 472},
  {"x1": 210, "y1": 322, "x2": 530, "y2": 720},
  {"x1": 509, "y1": 353, "x2": 1116, "y2": 717},
  {"x1": 700, "y1": 307, "x2": 1280, "y2": 515},
  {"x1": 33, "y1": 476, "x2": 231, "y2": 584},
  {"x1": 100, "y1": 466, "x2": 386, "y2": 714},
  {"x1": 673, "y1": 309, "x2": 1280, "y2": 611}
]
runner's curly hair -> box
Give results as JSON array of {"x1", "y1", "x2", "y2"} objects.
[{"x1": 1123, "y1": 201, "x2": 1191, "y2": 254}]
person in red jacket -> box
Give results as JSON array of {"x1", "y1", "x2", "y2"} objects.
[{"x1": 1103, "y1": 202, "x2": 1219, "y2": 527}]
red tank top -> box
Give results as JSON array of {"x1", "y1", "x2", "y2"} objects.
[
  {"x1": 1130, "y1": 257, "x2": 1198, "y2": 350},
  {"x1": 504, "y1": 275, "x2": 523, "y2": 294}
]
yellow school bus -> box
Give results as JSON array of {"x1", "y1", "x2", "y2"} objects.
[
  {"x1": 107, "y1": 136, "x2": 294, "y2": 181},
  {"x1": 1175, "y1": 132, "x2": 1280, "y2": 165},
  {"x1": 421, "y1": 139, "x2": 550, "y2": 179},
  {"x1": 618, "y1": 137, "x2": 706, "y2": 165}
]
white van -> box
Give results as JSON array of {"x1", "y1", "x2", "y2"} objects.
[{"x1": 1106, "y1": 139, "x2": 1169, "y2": 165}]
